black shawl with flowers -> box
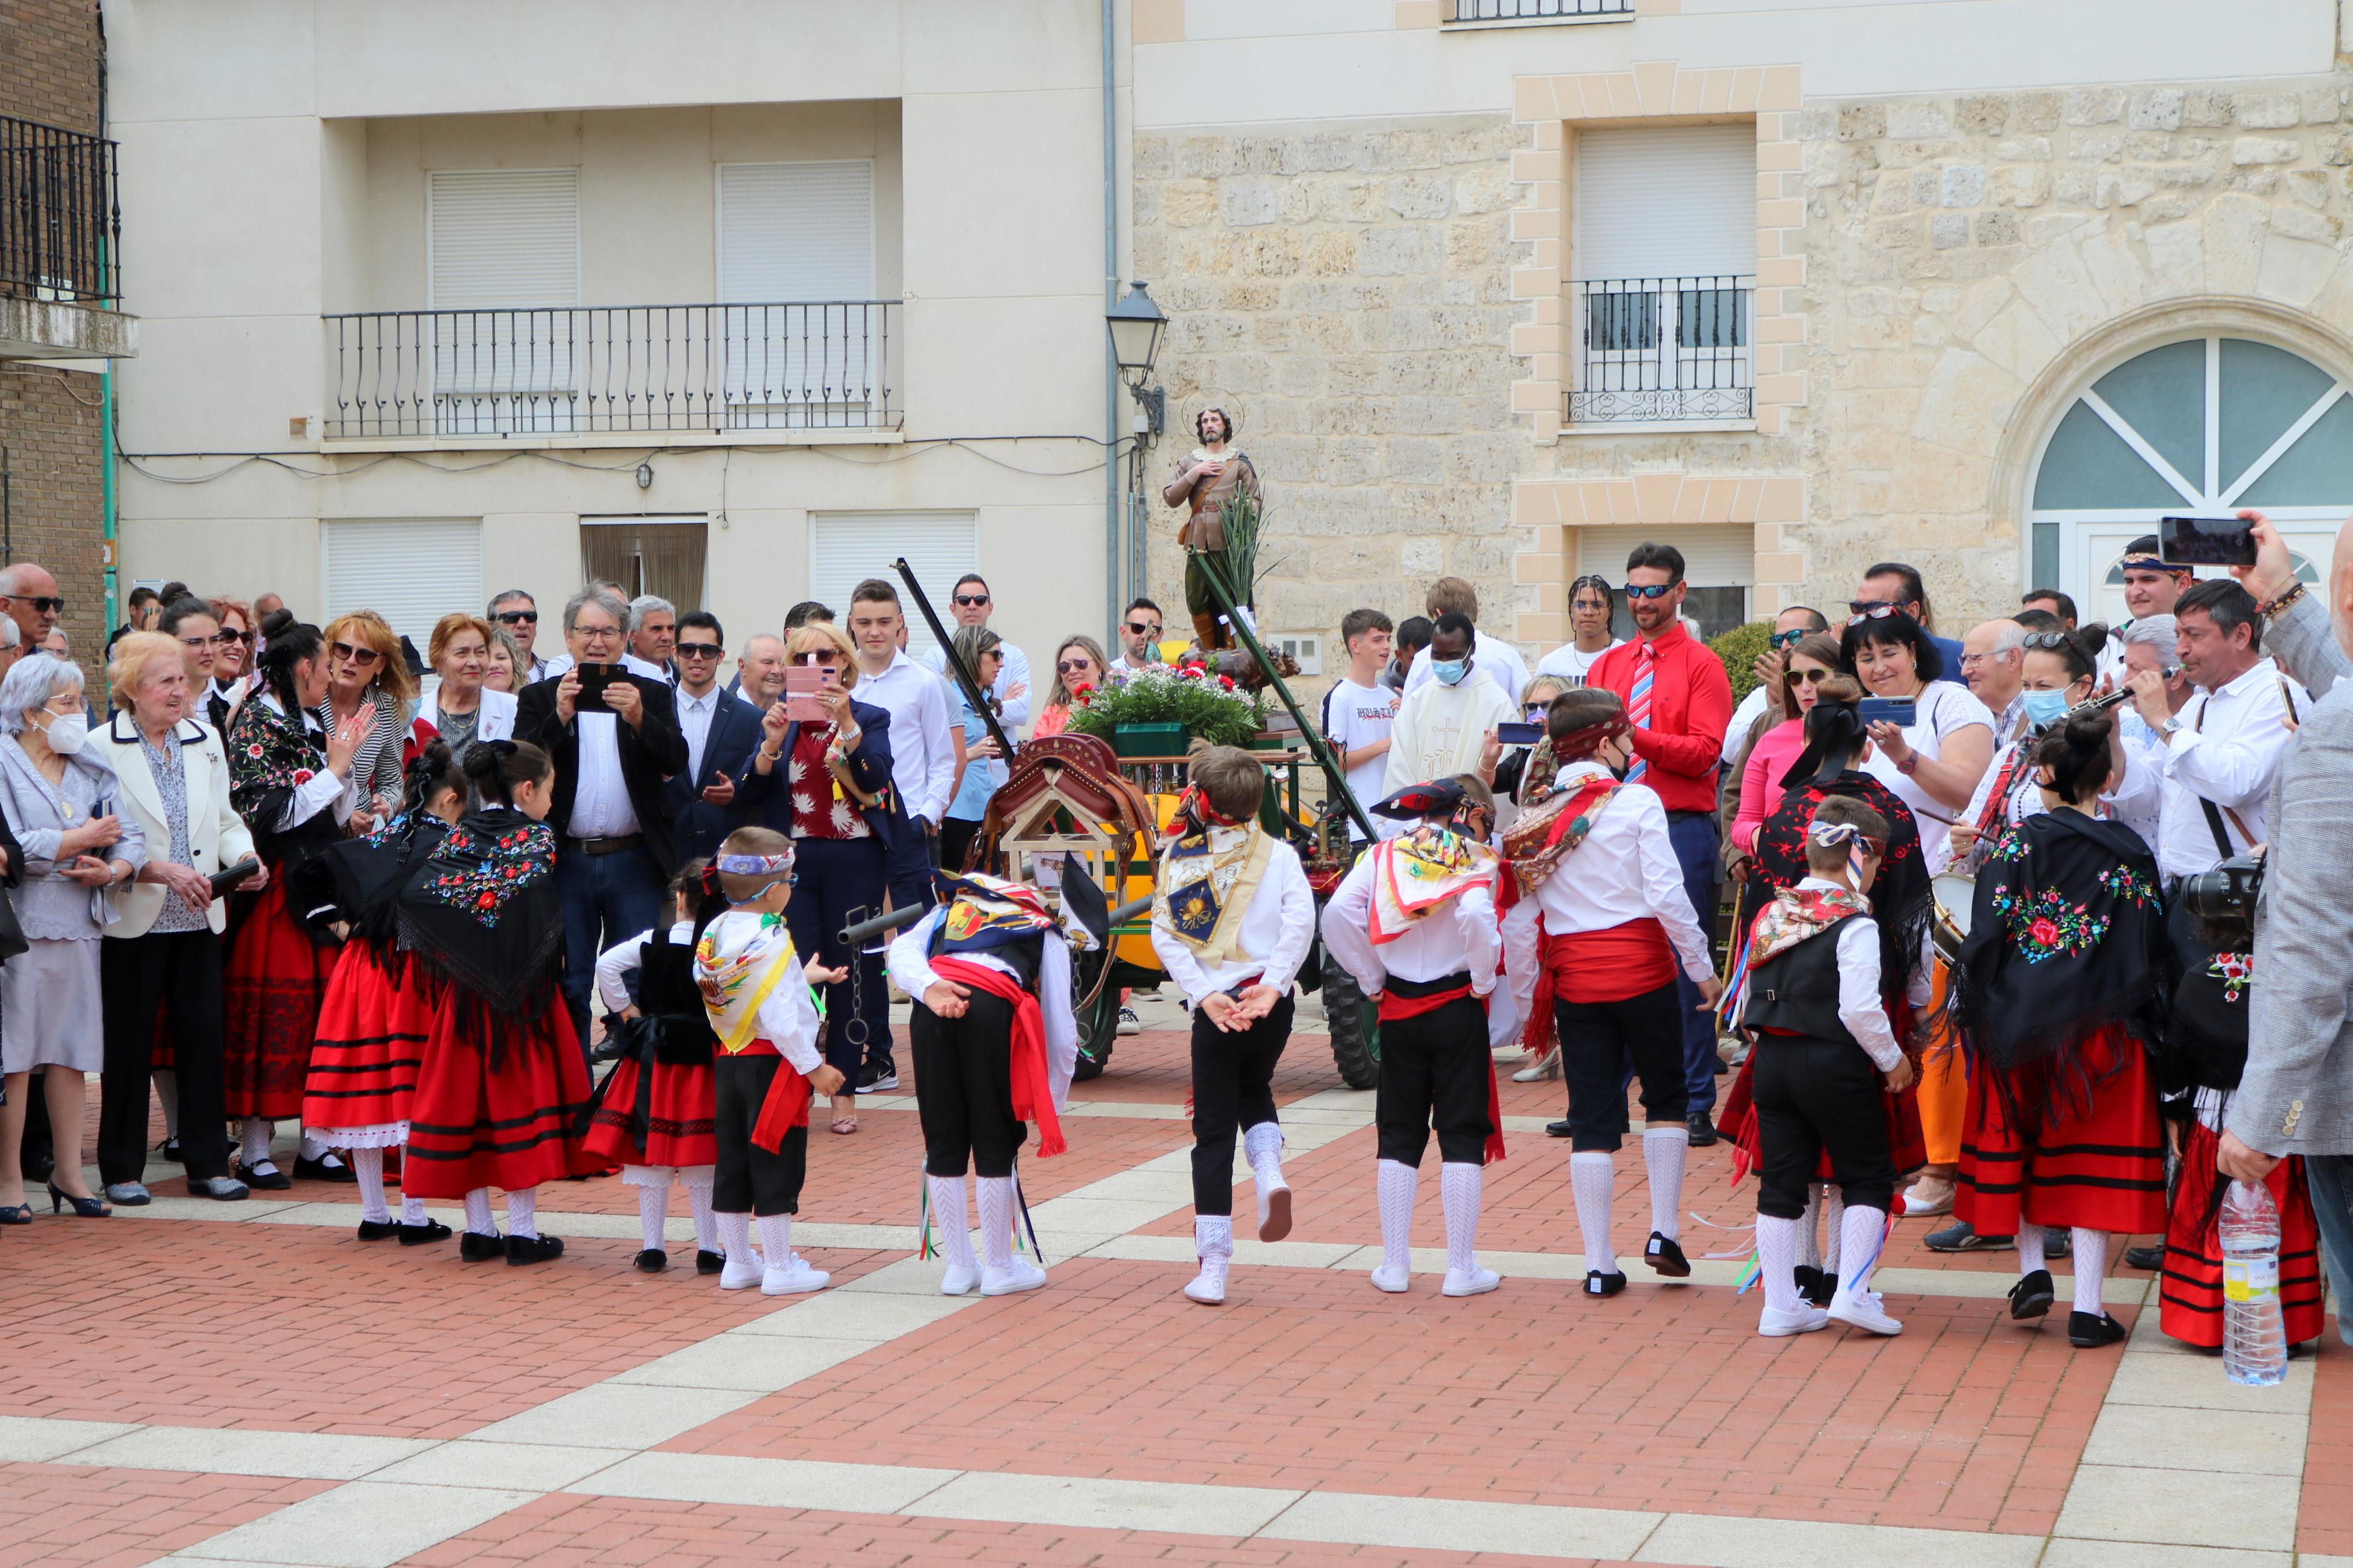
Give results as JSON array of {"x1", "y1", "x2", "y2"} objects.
[
  {"x1": 395, "y1": 808, "x2": 565, "y2": 1033},
  {"x1": 1950, "y1": 808, "x2": 2174, "y2": 1121},
  {"x1": 225, "y1": 694, "x2": 340, "y2": 866}
]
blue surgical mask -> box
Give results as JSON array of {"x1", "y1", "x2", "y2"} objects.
[
  {"x1": 2020, "y1": 689, "x2": 2070, "y2": 729},
  {"x1": 1432, "y1": 658, "x2": 1470, "y2": 687}
]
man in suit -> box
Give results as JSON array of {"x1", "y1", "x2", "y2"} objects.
[
  {"x1": 516, "y1": 585, "x2": 688, "y2": 1054},
  {"x1": 666, "y1": 610, "x2": 764, "y2": 863},
  {"x1": 2223, "y1": 511, "x2": 2353, "y2": 1346}
]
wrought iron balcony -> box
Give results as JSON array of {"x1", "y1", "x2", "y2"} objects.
[
  {"x1": 325, "y1": 301, "x2": 899, "y2": 439},
  {"x1": 1567, "y1": 275, "x2": 1754, "y2": 426},
  {"x1": 1446, "y1": 0, "x2": 1634, "y2": 21},
  {"x1": 1, "y1": 115, "x2": 121, "y2": 303}
]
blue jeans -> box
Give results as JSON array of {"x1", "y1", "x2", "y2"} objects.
[
  {"x1": 1665, "y1": 811, "x2": 1722, "y2": 1115},
  {"x1": 556, "y1": 841, "x2": 667, "y2": 1067},
  {"x1": 872, "y1": 815, "x2": 939, "y2": 1073},
  {"x1": 2303, "y1": 1153, "x2": 2353, "y2": 1347}
]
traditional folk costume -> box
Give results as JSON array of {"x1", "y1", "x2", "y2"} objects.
[
  {"x1": 396, "y1": 806, "x2": 597, "y2": 1264},
  {"x1": 1320, "y1": 781, "x2": 1514, "y2": 1297},
  {"x1": 295, "y1": 809, "x2": 452, "y2": 1242},
  {"x1": 1737, "y1": 845, "x2": 1927, "y2": 1338},
  {"x1": 2155, "y1": 939, "x2": 2327, "y2": 1347},
  {"x1": 695, "y1": 863, "x2": 834, "y2": 1296},
  {"x1": 1950, "y1": 808, "x2": 2174, "y2": 1346},
  {"x1": 584, "y1": 917, "x2": 723, "y2": 1274},
  {"x1": 1500, "y1": 723, "x2": 1716, "y2": 1299},
  {"x1": 1148, "y1": 796, "x2": 1316, "y2": 1305},
  {"x1": 886, "y1": 870, "x2": 1099, "y2": 1298},
  {"x1": 222, "y1": 691, "x2": 352, "y2": 1184}
]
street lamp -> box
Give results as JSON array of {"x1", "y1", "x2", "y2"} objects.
[{"x1": 1106, "y1": 280, "x2": 1166, "y2": 437}]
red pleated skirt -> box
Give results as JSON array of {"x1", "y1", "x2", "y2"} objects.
[
  {"x1": 1956, "y1": 1023, "x2": 2167, "y2": 1235},
  {"x1": 400, "y1": 996, "x2": 598, "y2": 1199},
  {"x1": 301, "y1": 943, "x2": 436, "y2": 1135},
  {"x1": 221, "y1": 879, "x2": 336, "y2": 1121},
  {"x1": 582, "y1": 1055, "x2": 719, "y2": 1170},
  {"x1": 2159, "y1": 1119, "x2": 2328, "y2": 1348}
]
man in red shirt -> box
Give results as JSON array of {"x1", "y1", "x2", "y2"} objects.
[{"x1": 1584, "y1": 543, "x2": 1734, "y2": 1143}]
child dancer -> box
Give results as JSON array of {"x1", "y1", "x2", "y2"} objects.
[
  {"x1": 1149, "y1": 744, "x2": 1315, "y2": 1305},
  {"x1": 584, "y1": 861, "x2": 726, "y2": 1275},
  {"x1": 1500, "y1": 689, "x2": 1721, "y2": 1298},
  {"x1": 886, "y1": 869, "x2": 1101, "y2": 1296},
  {"x1": 695, "y1": 827, "x2": 847, "y2": 1296},
  {"x1": 1737, "y1": 798, "x2": 1921, "y2": 1337},
  {"x1": 1320, "y1": 776, "x2": 1512, "y2": 1297}
]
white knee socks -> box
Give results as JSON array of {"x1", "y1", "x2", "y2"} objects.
[
  {"x1": 505, "y1": 1187, "x2": 538, "y2": 1240},
  {"x1": 716, "y1": 1209, "x2": 754, "y2": 1265},
  {"x1": 2071, "y1": 1228, "x2": 2109, "y2": 1315},
  {"x1": 2017, "y1": 1219, "x2": 2047, "y2": 1275},
  {"x1": 463, "y1": 1186, "x2": 496, "y2": 1237},
  {"x1": 686, "y1": 1182, "x2": 716, "y2": 1254},
  {"x1": 1822, "y1": 1185, "x2": 1847, "y2": 1275},
  {"x1": 298, "y1": 1132, "x2": 331, "y2": 1162},
  {"x1": 636, "y1": 1182, "x2": 669, "y2": 1251},
  {"x1": 352, "y1": 1146, "x2": 389, "y2": 1225},
  {"x1": 1839, "y1": 1203, "x2": 1887, "y2": 1297},
  {"x1": 931, "y1": 1174, "x2": 978, "y2": 1272},
  {"x1": 1755, "y1": 1213, "x2": 1802, "y2": 1314},
  {"x1": 756, "y1": 1213, "x2": 793, "y2": 1267},
  {"x1": 400, "y1": 1192, "x2": 426, "y2": 1226},
  {"x1": 1798, "y1": 1185, "x2": 1823, "y2": 1271},
  {"x1": 1642, "y1": 1126, "x2": 1685, "y2": 1241},
  {"x1": 1571, "y1": 1150, "x2": 1616, "y2": 1275},
  {"x1": 975, "y1": 1175, "x2": 1016, "y2": 1271},
  {"x1": 1376, "y1": 1159, "x2": 1417, "y2": 1276},
  {"x1": 1440, "y1": 1162, "x2": 1481, "y2": 1275},
  {"x1": 240, "y1": 1117, "x2": 274, "y2": 1170}
]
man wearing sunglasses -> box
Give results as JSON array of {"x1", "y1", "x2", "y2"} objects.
[
  {"x1": 1719, "y1": 606, "x2": 1829, "y2": 771},
  {"x1": 489, "y1": 589, "x2": 571, "y2": 685},
  {"x1": 1850, "y1": 562, "x2": 1966, "y2": 686},
  {"x1": 0, "y1": 563, "x2": 64, "y2": 678},
  {"x1": 1111, "y1": 598, "x2": 1165, "y2": 675},
  {"x1": 665, "y1": 611, "x2": 765, "y2": 863},
  {"x1": 916, "y1": 573, "x2": 1030, "y2": 731}
]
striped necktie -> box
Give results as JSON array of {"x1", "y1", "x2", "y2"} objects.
[{"x1": 1626, "y1": 643, "x2": 1655, "y2": 783}]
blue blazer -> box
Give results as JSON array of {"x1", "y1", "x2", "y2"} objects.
[
  {"x1": 667, "y1": 694, "x2": 766, "y2": 863},
  {"x1": 734, "y1": 697, "x2": 898, "y2": 848}
]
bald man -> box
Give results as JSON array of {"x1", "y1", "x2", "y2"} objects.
[
  {"x1": 0, "y1": 563, "x2": 62, "y2": 674},
  {"x1": 729, "y1": 632, "x2": 789, "y2": 709},
  {"x1": 1961, "y1": 620, "x2": 2029, "y2": 745}
]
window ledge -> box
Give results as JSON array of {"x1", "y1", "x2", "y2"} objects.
[
  {"x1": 316, "y1": 428, "x2": 904, "y2": 454},
  {"x1": 1562, "y1": 419, "x2": 1758, "y2": 438}
]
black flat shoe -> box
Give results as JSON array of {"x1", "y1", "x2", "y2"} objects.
[
  {"x1": 1793, "y1": 1264, "x2": 1823, "y2": 1302},
  {"x1": 356, "y1": 1218, "x2": 400, "y2": 1241},
  {"x1": 634, "y1": 1248, "x2": 668, "y2": 1273},
  {"x1": 294, "y1": 1153, "x2": 357, "y2": 1183},
  {"x1": 697, "y1": 1249, "x2": 725, "y2": 1275},
  {"x1": 2123, "y1": 1243, "x2": 2164, "y2": 1271},
  {"x1": 1584, "y1": 1270, "x2": 1627, "y2": 1298},
  {"x1": 2068, "y1": 1310, "x2": 2127, "y2": 1348},
  {"x1": 1685, "y1": 1112, "x2": 1719, "y2": 1148},
  {"x1": 1644, "y1": 1231, "x2": 1691, "y2": 1278},
  {"x1": 506, "y1": 1234, "x2": 565, "y2": 1265},
  {"x1": 235, "y1": 1161, "x2": 292, "y2": 1192},
  {"x1": 2009, "y1": 1268, "x2": 2056, "y2": 1321},
  {"x1": 459, "y1": 1231, "x2": 505, "y2": 1261},
  {"x1": 399, "y1": 1218, "x2": 452, "y2": 1246},
  {"x1": 1546, "y1": 1120, "x2": 1573, "y2": 1139},
  {"x1": 1810, "y1": 1270, "x2": 1840, "y2": 1309},
  {"x1": 158, "y1": 1136, "x2": 182, "y2": 1162}
]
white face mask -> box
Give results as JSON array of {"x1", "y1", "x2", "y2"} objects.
[{"x1": 40, "y1": 710, "x2": 87, "y2": 756}]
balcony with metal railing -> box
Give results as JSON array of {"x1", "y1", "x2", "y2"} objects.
[
  {"x1": 1, "y1": 114, "x2": 134, "y2": 360},
  {"x1": 1443, "y1": 0, "x2": 1634, "y2": 23},
  {"x1": 1565, "y1": 275, "x2": 1754, "y2": 427},
  {"x1": 324, "y1": 300, "x2": 899, "y2": 441}
]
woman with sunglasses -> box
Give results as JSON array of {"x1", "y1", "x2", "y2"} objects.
[
  {"x1": 417, "y1": 613, "x2": 516, "y2": 765},
  {"x1": 208, "y1": 597, "x2": 255, "y2": 708},
  {"x1": 939, "y1": 625, "x2": 1007, "y2": 873},
  {"x1": 1843, "y1": 609, "x2": 1994, "y2": 872},
  {"x1": 1034, "y1": 635, "x2": 1108, "y2": 739},
  {"x1": 320, "y1": 612, "x2": 414, "y2": 837},
  {"x1": 1731, "y1": 633, "x2": 1846, "y2": 866},
  {"x1": 1533, "y1": 577, "x2": 1623, "y2": 687}
]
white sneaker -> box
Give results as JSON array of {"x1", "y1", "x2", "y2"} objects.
[
  {"x1": 718, "y1": 1250, "x2": 765, "y2": 1290},
  {"x1": 1442, "y1": 1265, "x2": 1500, "y2": 1297},
  {"x1": 1256, "y1": 1178, "x2": 1292, "y2": 1243},
  {"x1": 1369, "y1": 1261, "x2": 1411, "y2": 1293},
  {"x1": 940, "y1": 1262, "x2": 981, "y2": 1296},
  {"x1": 981, "y1": 1257, "x2": 1047, "y2": 1296},
  {"x1": 1758, "y1": 1303, "x2": 1832, "y2": 1336},
  {"x1": 1901, "y1": 1175, "x2": 1955, "y2": 1216},
  {"x1": 1184, "y1": 1257, "x2": 1229, "y2": 1304},
  {"x1": 1116, "y1": 1007, "x2": 1141, "y2": 1036},
  {"x1": 1827, "y1": 1287, "x2": 1903, "y2": 1335},
  {"x1": 760, "y1": 1254, "x2": 831, "y2": 1295}
]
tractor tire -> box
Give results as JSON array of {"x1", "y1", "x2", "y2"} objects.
[
  {"x1": 1321, "y1": 963, "x2": 1381, "y2": 1090},
  {"x1": 1071, "y1": 948, "x2": 1120, "y2": 1080}
]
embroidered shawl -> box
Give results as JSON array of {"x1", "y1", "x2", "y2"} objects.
[
  {"x1": 694, "y1": 910, "x2": 803, "y2": 1054},
  {"x1": 1501, "y1": 773, "x2": 1620, "y2": 895},
  {"x1": 225, "y1": 693, "x2": 334, "y2": 863},
  {"x1": 395, "y1": 808, "x2": 563, "y2": 1021},
  {"x1": 1368, "y1": 824, "x2": 1498, "y2": 944},
  {"x1": 1747, "y1": 884, "x2": 1871, "y2": 969},
  {"x1": 1153, "y1": 820, "x2": 1273, "y2": 965}
]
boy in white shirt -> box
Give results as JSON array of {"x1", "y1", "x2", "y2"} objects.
[{"x1": 1319, "y1": 608, "x2": 1399, "y2": 841}]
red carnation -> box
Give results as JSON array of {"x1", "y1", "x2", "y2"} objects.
[{"x1": 1218, "y1": 674, "x2": 1235, "y2": 690}]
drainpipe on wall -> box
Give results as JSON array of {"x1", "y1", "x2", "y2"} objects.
[
  {"x1": 1102, "y1": 0, "x2": 1120, "y2": 646},
  {"x1": 98, "y1": 12, "x2": 118, "y2": 628}
]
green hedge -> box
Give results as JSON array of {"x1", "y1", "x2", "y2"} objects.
[{"x1": 1708, "y1": 618, "x2": 1774, "y2": 706}]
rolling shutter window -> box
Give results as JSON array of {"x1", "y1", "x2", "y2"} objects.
[
  {"x1": 1573, "y1": 126, "x2": 1756, "y2": 279},
  {"x1": 1577, "y1": 524, "x2": 1755, "y2": 585},
  {"x1": 324, "y1": 519, "x2": 484, "y2": 655},
  {"x1": 808, "y1": 512, "x2": 976, "y2": 660},
  {"x1": 428, "y1": 169, "x2": 580, "y2": 309},
  {"x1": 718, "y1": 162, "x2": 875, "y2": 301}
]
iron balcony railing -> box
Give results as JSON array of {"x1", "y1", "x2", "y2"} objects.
[
  {"x1": 1567, "y1": 275, "x2": 1755, "y2": 425},
  {"x1": 1, "y1": 115, "x2": 122, "y2": 303},
  {"x1": 1446, "y1": 0, "x2": 1633, "y2": 20},
  {"x1": 325, "y1": 301, "x2": 899, "y2": 438}
]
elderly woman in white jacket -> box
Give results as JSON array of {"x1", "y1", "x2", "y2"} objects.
[
  {"x1": 415, "y1": 613, "x2": 516, "y2": 762},
  {"x1": 0, "y1": 653, "x2": 144, "y2": 1221}
]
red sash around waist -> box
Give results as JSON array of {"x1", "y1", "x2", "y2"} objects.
[
  {"x1": 1374, "y1": 973, "x2": 1505, "y2": 1164},
  {"x1": 931, "y1": 957, "x2": 1066, "y2": 1157},
  {"x1": 730, "y1": 1039, "x2": 814, "y2": 1154},
  {"x1": 1542, "y1": 919, "x2": 1676, "y2": 1004}
]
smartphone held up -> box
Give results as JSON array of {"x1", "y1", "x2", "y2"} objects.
[{"x1": 2159, "y1": 514, "x2": 2260, "y2": 568}]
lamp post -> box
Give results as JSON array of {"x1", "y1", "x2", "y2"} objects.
[{"x1": 1105, "y1": 280, "x2": 1169, "y2": 636}]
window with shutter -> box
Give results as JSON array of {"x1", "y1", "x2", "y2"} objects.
[
  {"x1": 808, "y1": 512, "x2": 976, "y2": 660},
  {"x1": 717, "y1": 162, "x2": 878, "y2": 428},
  {"x1": 1577, "y1": 524, "x2": 1753, "y2": 641},
  {"x1": 323, "y1": 519, "x2": 484, "y2": 659},
  {"x1": 427, "y1": 169, "x2": 581, "y2": 435}
]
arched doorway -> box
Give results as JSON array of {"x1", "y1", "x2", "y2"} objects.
[{"x1": 2027, "y1": 334, "x2": 2350, "y2": 623}]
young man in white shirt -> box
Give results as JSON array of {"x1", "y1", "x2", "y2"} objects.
[
  {"x1": 1110, "y1": 598, "x2": 1165, "y2": 675},
  {"x1": 917, "y1": 572, "x2": 1031, "y2": 732},
  {"x1": 1403, "y1": 576, "x2": 1527, "y2": 702},
  {"x1": 1535, "y1": 574, "x2": 1624, "y2": 687},
  {"x1": 1319, "y1": 609, "x2": 1398, "y2": 841}
]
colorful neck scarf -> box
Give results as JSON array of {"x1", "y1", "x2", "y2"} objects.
[
  {"x1": 1369, "y1": 824, "x2": 1499, "y2": 944},
  {"x1": 1152, "y1": 820, "x2": 1272, "y2": 963},
  {"x1": 1748, "y1": 884, "x2": 1869, "y2": 969},
  {"x1": 694, "y1": 909, "x2": 803, "y2": 1054},
  {"x1": 1503, "y1": 772, "x2": 1620, "y2": 893}
]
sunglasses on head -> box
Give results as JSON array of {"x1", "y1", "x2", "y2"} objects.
[
  {"x1": 1124, "y1": 619, "x2": 1160, "y2": 636},
  {"x1": 953, "y1": 594, "x2": 990, "y2": 608},
  {"x1": 1768, "y1": 628, "x2": 1808, "y2": 649},
  {"x1": 329, "y1": 641, "x2": 382, "y2": 666},
  {"x1": 1055, "y1": 659, "x2": 1095, "y2": 675},
  {"x1": 2021, "y1": 631, "x2": 2075, "y2": 650},
  {"x1": 1848, "y1": 601, "x2": 1905, "y2": 620},
  {"x1": 494, "y1": 609, "x2": 538, "y2": 625},
  {"x1": 1623, "y1": 582, "x2": 1676, "y2": 600}
]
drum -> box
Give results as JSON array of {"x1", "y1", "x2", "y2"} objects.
[{"x1": 1930, "y1": 871, "x2": 1975, "y2": 962}]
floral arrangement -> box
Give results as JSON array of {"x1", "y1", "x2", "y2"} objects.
[{"x1": 1064, "y1": 660, "x2": 1266, "y2": 749}]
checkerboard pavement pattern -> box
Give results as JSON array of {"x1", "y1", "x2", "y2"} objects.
[{"x1": 0, "y1": 1007, "x2": 2342, "y2": 1568}]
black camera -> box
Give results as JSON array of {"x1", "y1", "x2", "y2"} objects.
[{"x1": 2181, "y1": 852, "x2": 2265, "y2": 923}]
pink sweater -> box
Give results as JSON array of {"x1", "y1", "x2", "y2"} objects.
[{"x1": 1733, "y1": 717, "x2": 1809, "y2": 858}]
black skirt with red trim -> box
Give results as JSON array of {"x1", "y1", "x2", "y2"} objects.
[
  {"x1": 2159, "y1": 1119, "x2": 2327, "y2": 1348},
  {"x1": 1956, "y1": 1022, "x2": 2167, "y2": 1236},
  {"x1": 222, "y1": 879, "x2": 337, "y2": 1121},
  {"x1": 301, "y1": 942, "x2": 436, "y2": 1134},
  {"x1": 582, "y1": 1054, "x2": 719, "y2": 1171},
  {"x1": 401, "y1": 993, "x2": 598, "y2": 1198}
]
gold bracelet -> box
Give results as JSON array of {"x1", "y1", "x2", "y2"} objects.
[{"x1": 2259, "y1": 581, "x2": 2306, "y2": 621}]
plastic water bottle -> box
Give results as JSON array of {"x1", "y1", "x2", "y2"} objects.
[{"x1": 2220, "y1": 1179, "x2": 2287, "y2": 1387}]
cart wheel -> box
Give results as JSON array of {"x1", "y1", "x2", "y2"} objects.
[
  {"x1": 1072, "y1": 947, "x2": 1119, "y2": 1080},
  {"x1": 1321, "y1": 963, "x2": 1381, "y2": 1090}
]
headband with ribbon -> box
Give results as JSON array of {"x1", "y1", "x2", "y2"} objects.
[
  {"x1": 1550, "y1": 712, "x2": 1631, "y2": 764},
  {"x1": 2120, "y1": 551, "x2": 2188, "y2": 574},
  {"x1": 716, "y1": 852, "x2": 794, "y2": 875}
]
